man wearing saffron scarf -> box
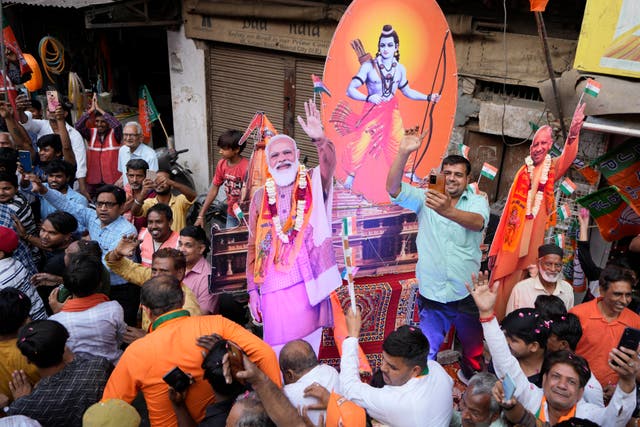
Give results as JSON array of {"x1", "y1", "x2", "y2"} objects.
[
  {"x1": 247, "y1": 99, "x2": 340, "y2": 353},
  {"x1": 489, "y1": 103, "x2": 586, "y2": 319},
  {"x1": 49, "y1": 254, "x2": 125, "y2": 365}
]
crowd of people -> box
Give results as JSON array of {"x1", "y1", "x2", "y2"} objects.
[{"x1": 0, "y1": 44, "x2": 639, "y2": 427}]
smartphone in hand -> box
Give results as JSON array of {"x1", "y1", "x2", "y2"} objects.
[
  {"x1": 18, "y1": 150, "x2": 32, "y2": 173},
  {"x1": 162, "y1": 366, "x2": 192, "y2": 392},
  {"x1": 227, "y1": 341, "x2": 245, "y2": 384},
  {"x1": 612, "y1": 327, "x2": 640, "y2": 367},
  {"x1": 503, "y1": 373, "x2": 516, "y2": 401},
  {"x1": 429, "y1": 173, "x2": 445, "y2": 193},
  {"x1": 46, "y1": 90, "x2": 60, "y2": 114}
]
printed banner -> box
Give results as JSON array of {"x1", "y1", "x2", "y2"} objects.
[
  {"x1": 592, "y1": 139, "x2": 640, "y2": 216},
  {"x1": 574, "y1": 0, "x2": 640, "y2": 78},
  {"x1": 577, "y1": 186, "x2": 640, "y2": 241}
]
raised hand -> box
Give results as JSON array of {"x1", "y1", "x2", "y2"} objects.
[
  {"x1": 568, "y1": 102, "x2": 586, "y2": 141},
  {"x1": 465, "y1": 271, "x2": 498, "y2": 317},
  {"x1": 115, "y1": 234, "x2": 140, "y2": 258},
  {"x1": 428, "y1": 93, "x2": 441, "y2": 103},
  {"x1": 297, "y1": 99, "x2": 324, "y2": 140},
  {"x1": 25, "y1": 173, "x2": 46, "y2": 195},
  {"x1": 0, "y1": 101, "x2": 12, "y2": 119},
  {"x1": 398, "y1": 130, "x2": 427, "y2": 155},
  {"x1": 54, "y1": 105, "x2": 65, "y2": 122}
]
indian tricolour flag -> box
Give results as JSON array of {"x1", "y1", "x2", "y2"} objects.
[
  {"x1": 480, "y1": 163, "x2": 498, "y2": 180},
  {"x1": 559, "y1": 178, "x2": 577, "y2": 195},
  {"x1": 557, "y1": 203, "x2": 571, "y2": 221},
  {"x1": 459, "y1": 144, "x2": 470, "y2": 159},
  {"x1": 232, "y1": 203, "x2": 244, "y2": 220},
  {"x1": 554, "y1": 234, "x2": 565, "y2": 248},
  {"x1": 584, "y1": 78, "x2": 601, "y2": 97},
  {"x1": 311, "y1": 74, "x2": 331, "y2": 97},
  {"x1": 342, "y1": 216, "x2": 357, "y2": 236}
]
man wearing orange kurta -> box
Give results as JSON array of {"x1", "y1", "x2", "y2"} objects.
[
  {"x1": 489, "y1": 103, "x2": 586, "y2": 319},
  {"x1": 103, "y1": 275, "x2": 280, "y2": 427}
]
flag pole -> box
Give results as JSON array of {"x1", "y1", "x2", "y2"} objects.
[
  {"x1": 477, "y1": 174, "x2": 482, "y2": 186},
  {"x1": 156, "y1": 114, "x2": 170, "y2": 141}
]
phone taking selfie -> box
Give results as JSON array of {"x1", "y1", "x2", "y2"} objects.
[
  {"x1": 612, "y1": 327, "x2": 640, "y2": 367},
  {"x1": 46, "y1": 90, "x2": 60, "y2": 114},
  {"x1": 162, "y1": 366, "x2": 192, "y2": 392},
  {"x1": 429, "y1": 173, "x2": 446, "y2": 194},
  {"x1": 503, "y1": 373, "x2": 516, "y2": 401},
  {"x1": 146, "y1": 169, "x2": 157, "y2": 182},
  {"x1": 18, "y1": 150, "x2": 32, "y2": 173},
  {"x1": 227, "y1": 341, "x2": 245, "y2": 384}
]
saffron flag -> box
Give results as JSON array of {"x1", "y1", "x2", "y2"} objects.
[
  {"x1": 557, "y1": 203, "x2": 571, "y2": 221},
  {"x1": 459, "y1": 143, "x2": 470, "y2": 159},
  {"x1": 577, "y1": 186, "x2": 640, "y2": 241},
  {"x1": 2, "y1": 17, "x2": 32, "y2": 80},
  {"x1": 591, "y1": 139, "x2": 640, "y2": 216},
  {"x1": 138, "y1": 85, "x2": 160, "y2": 142},
  {"x1": 559, "y1": 177, "x2": 577, "y2": 196},
  {"x1": 584, "y1": 78, "x2": 601, "y2": 98},
  {"x1": 480, "y1": 163, "x2": 498, "y2": 180},
  {"x1": 311, "y1": 74, "x2": 331, "y2": 97},
  {"x1": 529, "y1": 0, "x2": 549, "y2": 12}
]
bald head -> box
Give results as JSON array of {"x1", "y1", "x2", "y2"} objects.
[{"x1": 279, "y1": 339, "x2": 318, "y2": 384}]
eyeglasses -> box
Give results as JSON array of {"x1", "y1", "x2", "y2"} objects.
[
  {"x1": 95, "y1": 201, "x2": 118, "y2": 208},
  {"x1": 123, "y1": 133, "x2": 140, "y2": 138},
  {"x1": 541, "y1": 261, "x2": 563, "y2": 270}
]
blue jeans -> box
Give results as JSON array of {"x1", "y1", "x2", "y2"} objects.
[
  {"x1": 226, "y1": 215, "x2": 240, "y2": 229},
  {"x1": 418, "y1": 294, "x2": 484, "y2": 376}
]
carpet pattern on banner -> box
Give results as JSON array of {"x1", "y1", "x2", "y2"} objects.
[{"x1": 318, "y1": 272, "x2": 419, "y2": 371}]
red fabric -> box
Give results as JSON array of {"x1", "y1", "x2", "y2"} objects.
[
  {"x1": 319, "y1": 272, "x2": 419, "y2": 372},
  {"x1": 86, "y1": 128, "x2": 121, "y2": 185},
  {"x1": 213, "y1": 157, "x2": 249, "y2": 215},
  {"x1": 61, "y1": 293, "x2": 109, "y2": 312}
]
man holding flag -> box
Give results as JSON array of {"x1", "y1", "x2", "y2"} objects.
[{"x1": 246, "y1": 99, "x2": 340, "y2": 355}]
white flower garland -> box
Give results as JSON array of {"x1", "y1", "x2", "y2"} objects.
[
  {"x1": 265, "y1": 165, "x2": 307, "y2": 244},
  {"x1": 524, "y1": 154, "x2": 551, "y2": 219}
]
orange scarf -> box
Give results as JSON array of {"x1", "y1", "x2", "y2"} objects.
[
  {"x1": 61, "y1": 293, "x2": 110, "y2": 312},
  {"x1": 253, "y1": 171, "x2": 313, "y2": 284},
  {"x1": 536, "y1": 396, "x2": 576, "y2": 424}
]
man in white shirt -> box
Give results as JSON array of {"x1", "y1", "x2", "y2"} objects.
[
  {"x1": 280, "y1": 339, "x2": 340, "y2": 425},
  {"x1": 506, "y1": 243, "x2": 574, "y2": 314},
  {"x1": 117, "y1": 122, "x2": 158, "y2": 186},
  {"x1": 468, "y1": 272, "x2": 637, "y2": 427},
  {"x1": 340, "y1": 309, "x2": 453, "y2": 427}
]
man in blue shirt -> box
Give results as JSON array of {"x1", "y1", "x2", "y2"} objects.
[
  {"x1": 27, "y1": 176, "x2": 139, "y2": 326},
  {"x1": 386, "y1": 134, "x2": 489, "y2": 379}
]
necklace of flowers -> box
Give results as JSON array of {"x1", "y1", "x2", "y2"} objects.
[
  {"x1": 265, "y1": 164, "x2": 308, "y2": 244},
  {"x1": 524, "y1": 154, "x2": 551, "y2": 219}
]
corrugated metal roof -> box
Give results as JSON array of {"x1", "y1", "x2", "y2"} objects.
[{"x1": 4, "y1": 0, "x2": 116, "y2": 8}]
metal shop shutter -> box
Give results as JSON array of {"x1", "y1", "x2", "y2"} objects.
[
  {"x1": 293, "y1": 58, "x2": 325, "y2": 168},
  {"x1": 208, "y1": 45, "x2": 286, "y2": 174}
]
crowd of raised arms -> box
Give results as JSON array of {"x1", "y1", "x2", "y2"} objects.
[{"x1": 0, "y1": 63, "x2": 639, "y2": 427}]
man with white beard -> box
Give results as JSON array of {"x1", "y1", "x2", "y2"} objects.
[
  {"x1": 505, "y1": 244, "x2": 574, "y2": 314},
  {"x1": 246, "y1": 99, "x2": 341, "y2": 354}
]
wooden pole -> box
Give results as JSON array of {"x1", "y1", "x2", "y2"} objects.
[{"x1": 535, "y1": 11, "x2": 567, "y2": 140}]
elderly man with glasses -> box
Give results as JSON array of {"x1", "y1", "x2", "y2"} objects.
[
  {"x1": 505, "y1": 243, "x2": 574, "y2": 315},
  {"x1": 117, "y1": 121, "x2": 158, "y2": 186}
]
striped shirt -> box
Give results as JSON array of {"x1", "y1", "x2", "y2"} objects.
[{"x1": 0, "y1": 257, "x2": 47, "y2": 320}]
